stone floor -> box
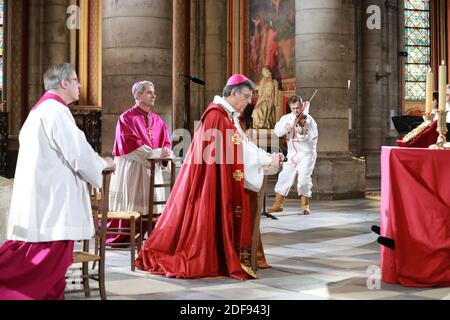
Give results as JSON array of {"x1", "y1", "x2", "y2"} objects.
[{"x1": 66, "y1": 194, "x2": 450, "y2": 301}]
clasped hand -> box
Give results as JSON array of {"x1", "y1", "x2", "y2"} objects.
[
  {"x1": 103, "y1": 156, "x2": 116, "y2": 171},
  {"x1": 161, "y1": 147, "x2": 171, "y2": 159}
]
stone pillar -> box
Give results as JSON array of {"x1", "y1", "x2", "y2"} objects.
[
  {"x1": 28, "y1": 0, "x2": 70, "y2": 111},
  {"x1": 360, "y1": 0, "x2": 383, "y2": 185},
  {"x1": 41, "y1": 0, "x2": 70, "y2": 69},
  {"x1": 359, "y1": 0, "x2": 400, "y2": 188},
  {"x1": 190, "y1": 0, "x2": 206, "y2": 124},
  {"x1": 27, "y1": 0, "x2": 44, "y2": 112},
  {"x1": 349, "y1": 0, "x2": 360, "y2": 155},
  {"x1": 296, "y1": 0, "x2": 365, "y2": 199},
  {"x1": 102, "y1": 0, "x2": 173, "y2": 153},
  {"x1": 382, "y1": 2, "x2": 401, "y2": 159},
  {"x1": 173, "y1": 0, "x2": 186, "y2": 131},
  {"x1": 204, "y1": 0, "x2": 227, "y2": 105},
  {"x1": 7, "y1": 0, "x2": 25, "y2": 135}
]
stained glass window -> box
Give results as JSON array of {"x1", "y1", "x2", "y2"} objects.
[{"x1": 404, "y1": 0, "x2": 431, "y2": 101}]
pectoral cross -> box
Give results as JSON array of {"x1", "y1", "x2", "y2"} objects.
[
  {"x1": 147, "y1": 115, "x2": 153, "y2": 141},
  {"x1": 147, "y1": 127, "x2": 153, "y2": 141}
]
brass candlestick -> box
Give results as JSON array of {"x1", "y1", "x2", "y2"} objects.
[{"x1": 429, "y1": 110, "x2": 450, "y2": 149}]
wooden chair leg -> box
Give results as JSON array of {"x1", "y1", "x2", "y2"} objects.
[
  {"x1": 147, "y1": 215, "x2": 153, "y2": 237},
  {"x1": 137, "y1": 217, "x2": 143, "y2": 254},
  {"x1": 82, "y1": 262, "x2": 91, "y2": 297},
  {"x1": 92, "y1": 237, "x2": 99, "y2": 270},
  {"x1": 99, "y1": 260, "x2": 107, "y2": 300},
  {"x1": 130, "y1": 217, "x2": 136, "y2": 271}
]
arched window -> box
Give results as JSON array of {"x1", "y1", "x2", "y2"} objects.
[{"x1": 403, "y1": 0, "x2": 431, "y2": 112}]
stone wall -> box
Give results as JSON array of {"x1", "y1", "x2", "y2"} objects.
[{"x1": 102, "y1": 0, "x2": 173, "y2": 153}]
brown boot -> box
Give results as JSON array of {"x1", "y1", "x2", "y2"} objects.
[
  {"x1": 300, "y1": 195, "x2": 310, "y2": 215},
  {"x1": 267, "y1": 193, "x2": 284, "y2": 213}
]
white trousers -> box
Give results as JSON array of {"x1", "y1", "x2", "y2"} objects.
[{"x1": 274, "y1": 152, "x2": 317, "y2": 198}]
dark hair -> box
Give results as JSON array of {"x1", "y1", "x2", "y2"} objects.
[
  {"x1": 287, "y1": 95, "x2": 302, "y2": 105},
  {"x1": 222, "y1": 80, "x2": 256, "y2": 97},
  {"x1": 433, "y1": 91, "x2": 439, "y2": 101}
]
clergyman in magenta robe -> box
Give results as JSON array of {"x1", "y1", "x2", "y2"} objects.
[{"x1": 108, "y1": 80, "x2": 172, "y2": 244}]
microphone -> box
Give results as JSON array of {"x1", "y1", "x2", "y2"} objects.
[
  {"x1": 191, "y1": 77, "x2": 205, "y2": 85},
  {"x1": 180, "y1": 74, "x2": 205, "y2": 86}
]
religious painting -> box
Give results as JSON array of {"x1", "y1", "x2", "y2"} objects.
[{"x1": 248, "y1": 0, "x2": 295, "y2": 86}]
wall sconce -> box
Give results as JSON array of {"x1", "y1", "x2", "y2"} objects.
[{"x1": 376, "y1": 64, "x2": 392, "y2": 82}]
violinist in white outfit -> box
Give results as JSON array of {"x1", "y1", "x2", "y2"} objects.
[{"x1": 267, "y1": 94, "x2": 318, "y2": 215}]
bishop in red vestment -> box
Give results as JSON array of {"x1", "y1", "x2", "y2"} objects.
[{"x1": 135, "y1": 75, "x2": 282, "y2": 279}]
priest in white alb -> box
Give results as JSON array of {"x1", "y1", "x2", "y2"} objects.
[{"x1": 0, "y1": 63, "x2": 115, "y2": 300}]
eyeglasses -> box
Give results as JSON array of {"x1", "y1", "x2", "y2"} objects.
[
  {"x1": 67, "y1": 77, "x2": 79, "y2": 83},
  {"x1": 238, "y1": 91, "x2": 252, "y2": 100}
]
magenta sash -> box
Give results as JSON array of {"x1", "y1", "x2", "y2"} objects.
[{"x1": 0, "y1": 240, "x2": 74, "y2": 300}]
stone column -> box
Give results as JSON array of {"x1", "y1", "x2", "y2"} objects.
[
  {"x1": 102, "y1": 0, "x2": 173, "y2": 153},
  {"x1": 173, "y1": 0, "x2": 186, "y2": 131},
  {"x1": 359, "y1": 0, "x2": 400, "y2": 188},
  {"x1": 360, "y1": 0, "x2": 383, "y2": 185},
  {"x1": 382, "y1": 2, "x2": 400, "y2": 158},
  {"x1": 189, "y1": 0, "x2": 206, "y2": 124},
  {"x1": 41, "y1": 0, "x2": 70, "y2": 69},
  {"x1": 28, "y1": 0, "x2": 70, "y2": 112},
  {"x1": 27, "y1": 0, "x2": 44, "y2": 112},
  {"x1": 296, "y1": 0, "x2": 365, "y2": 199},
  {"x1": 7, "y1": 0, "x2": 25, "y2": 135},
  {"x1": 204, "y1": 0, "x2": 227, "y2": 105}
]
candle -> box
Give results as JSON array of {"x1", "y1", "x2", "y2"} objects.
[
  {"x1": 439, "y1": 62, "x2": 447, "y2": 112},
  {"x1": 426, "y1": 73, "x2": 433, "y2": 114}
]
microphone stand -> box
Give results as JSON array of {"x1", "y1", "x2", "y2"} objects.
[
  {"x1": 183, "y1": 77, "x2": 190, "y2": 132},
  {"x1": 180, "y1": 74, "x2": 205, "y2": 132},
  {"x1": 261, "y1": 192, "x2": 279, "y2": 220}
]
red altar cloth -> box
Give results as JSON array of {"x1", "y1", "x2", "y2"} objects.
[{"x1": 380, "y1": 147, "x2": 450, "y2": 287}]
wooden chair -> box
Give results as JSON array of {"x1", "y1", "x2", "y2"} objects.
[
  {"x1": 66, "y1": 169, "x2": 113, "y2": 300},
  {"x1": 92, "y1": 170, "x2": 143, "y2": 272},
  {"x1": 103, "y1": 211, "x2": 142, "y2": 271},
  {"x1": 143, "y1": 158, "x2": 176, "y2": 237}
]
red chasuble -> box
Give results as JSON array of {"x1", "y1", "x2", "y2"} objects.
[{"x1": 135, "y1": 103, "x2": 255, "y2": 280}]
